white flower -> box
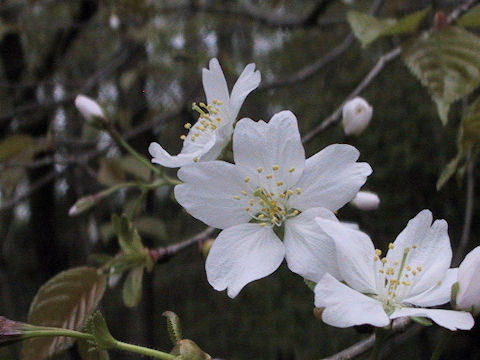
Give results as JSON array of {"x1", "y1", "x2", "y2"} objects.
[
  {"x1": 342, "y1": 97, "x2": 373, "y2": 136},
  {"x1": 314, "y1": 210, "x2": 474, "y2": 330},
  {"x1": 351, "y1": 191, "x2": 380, "y2": 211},
  {"x1": 75, "y1": 95, "x2": 106, "y2": 123},
  {"x1": 149, "y1": 58, "x2": 261, "y2": 168},
  {"x1": 456, "y1": 246, "x2": 480, "y2": 315},
  {"x1": 175, "y1": 111, "x2": 372, "y2": 297}
]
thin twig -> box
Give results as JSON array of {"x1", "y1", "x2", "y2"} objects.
[
  {"x1": 150, "y1": 227, "x2": 215, "y2": 263},
  {"x1": 447, "y1": 0, "x2": 480, "y2": 24},
  {"x1": 453, "y1": 159, "x2": 475, "y2": 266}
]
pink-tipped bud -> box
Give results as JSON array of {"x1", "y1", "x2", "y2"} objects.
[
  {"x1": 0, "y1": 317, "x2": 24, "y2": 346},
  {"x1": 74, "y1": 95, "x2": 107, "y2": 129},
  {"x1": 350, "y1": 191, "x2": 380, "y2": 211},
  {"x1": 342, "y1": 97, "x2": 373, "y2": 136}
]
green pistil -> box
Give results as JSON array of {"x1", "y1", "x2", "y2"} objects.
[{"x1": 396, "y1": 248, "x2": 410, "y2": 283}]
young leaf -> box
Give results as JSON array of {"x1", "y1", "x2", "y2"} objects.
[
  {"x1": 457, "y1": 5, "x2": 480, "y2": 28},
  {"x1": 77, "y1": 339, "x2": 110, "y2": 360},
  {"x1": 304, "y1": 279, "x2": 316, "y2": 292},
  {"x1": 122, "y1": 266, "x2": 144, "y2": 308},
  {"x1": 21, "y1": 267, "x2": 106, "y2": 360},
  {"x1": 112, "y1": 214, "x2": 144, "y2": 254},
  {"x1": 347, "y1": 8, "x2": 429, "y2": 47},
  {"x1": 403, "y1": 27, "x2": 480, "y2": 125}
]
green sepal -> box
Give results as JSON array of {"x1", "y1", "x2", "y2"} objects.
[
  {"x1": 410, "y1": 316, "x2": 433, "y2": 326},
  {"x1": 163, "y1": 311, "x2": 183, "y2": 346}
]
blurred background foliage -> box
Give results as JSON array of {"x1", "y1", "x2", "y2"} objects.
[{"x1": 0, "y1": 0, "x2": 479, "y2": 359}]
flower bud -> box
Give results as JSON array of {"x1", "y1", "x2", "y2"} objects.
[
  {"x1": 342, "y1": 97, "x2": 373, "y2": 136},
  {"x1": 75, "y1": 95, "x2": 107, "y2": 129},
  {"x1": 0, "y1": 317, "x2": 24, "y2": 347},
  {"x1": 68, "y1": 189, "x2": 111, "y2": 217},
  {"x1": 455, "y1": 246, "x2": 480, "y2": 315},
  {"x1": 350, "y1": 191, "x2": 380, "y2": 211}
]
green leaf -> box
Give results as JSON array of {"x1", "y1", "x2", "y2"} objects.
[
  {"x1": 347, "y1": 8, "x2": 429, "y2": 47},
  {"x1": 122, "y1": 267, "x2": 144, "y2": 307},
  {"x1": 304, "y1": 279, "x2": 316, "y2": 292},
  {"x1": 457, "y1": 5, "x2": 480, "y2": 27},
  {"x1": 0, "y1": 135, "x2": 34, "y2": 162},
  {"x1": 163, "y1": 311, "x2": 183, "y2": 346},
  {"x1": 84, "y1": 312, "x2": 116, "y2": 350},
  {"x1": 437, "y1": 154, "x2": 462, "y2": 190},
  {"x1": 112, "y1": 214, "x2": 144, "y2": 254},
  {"x1": 21, "y1": 267, "x2": 106, "y2": 360},
  {"x1": 403, "y1": 27, "x2": 480, "y2": 125},
  {"x1": 135, "y1": 216, "x2": 167, "y2": 242},
  {"x1": 410, "y1": 316, "x2": 433, "y2": 326}
]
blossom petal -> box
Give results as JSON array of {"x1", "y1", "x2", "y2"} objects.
[
  {"x1": 315, "y1": 218, "x2": 377, "y2": 293},
  {"x1": 175, "y1": 161, "x2": 251, "y2": 229},
  {"x1": 314, "y1": 274, "x2": 390, "y2": 328},
  {"x1": 288, "y1": 144, "x2": 372, "y2": 212},
  {"x1": 390, "y1": 308, "x2": 474, "y2": 331},
  {"x1": 284, "y1": 208, "x2": 341, "y2": 282},
  {"x1": 202, "y1": 58, "x2": 230, "y2": 109},
  {"x1": 199, "y1": 123, "x2": 234, "y2": 161},
  {"x1": 149, "y1": 142, "x2": 207, "y2": 168},
  {"x1": 230, "y1": 63, "x2": 261, "y2": 117},
  {"x1": 233, "y1": 111, "x2": 305, "y2": 192},
  {"x1": 387, "y1": 210, "x2": 452, "y2": 296},
  {"x1": 457, "y1": 247, "x2": 480, "y2": 312},
  {"x1": 206, "y1": 223, "x2": 285, "y2": 298},
  {"x1": 404, "y1": 268, "x2": 458, "y2": 307}
]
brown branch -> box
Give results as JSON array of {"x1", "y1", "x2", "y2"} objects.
[
  {"x1": 149, "y1": 227, "x2": 215, "y2": 263},
  {"x1": 447, "y1": 0, "x2": 480, "y2": 24}
]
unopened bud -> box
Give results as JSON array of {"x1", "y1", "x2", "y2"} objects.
[
  {"x1": 434, "y1": 11, "x2": 448, "y2": 31},
  {"x1": 342, "y1": 97, "x2": 373, "y2": 136},
  {"x1": 455, "y1": 246, "x2": 480, "y2": 315},
  {"x1": 200, "y1": 239, "x2": 215, "y2": 258},
  {"x1": 75, "y1": 95, "x2": 107, "y2": 129},
  {"x1": 69, "y1": 190, "x2": 110, "y2": 217},
  {"x1": 350, "y1": 191, "x2": 380, "y2": 211},
  {"x1": 0, "y1": 317, "x2": 25, "y2": 347}
]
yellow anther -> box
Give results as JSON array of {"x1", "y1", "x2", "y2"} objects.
[
  {"x1": 287, "y1": 190, "x2": 294, "y2": 196},
  {"x1": 233, "y1": 196, "x2": 241, "y2": 200},
  {"x1": 296, "y1": 188, "x2": 302, "y2": 195},
  {"x1": 379, "y1": 269, "x2": 384, "y2": 273},
  {"x1": 257, "y1": 167, "x2": 263, "y2": 173},
  {"x1": 289, "y1": 168, "x2": 295, "y2": 173},
  {"x1": 406, "y1": 266, "x2": 412, "y2": 271},
  {"x1": 180, "y1": 135, "x2": 186, "y2": 140},
  {"x1": 260, "y1": 223, "x2": 267, "y2": 227},
  {"x1": 266, "y1": 174, "x2": 273, "y2": 179},
  {"x1": 241, "y1": 191, "x2": 248, "y2": 196},
  {"x1": 405, "y1": 274, "x2": 409, "y2": 278},
  {"x1": 199, "y1": 102, "x2": 206, "y2": 107},
  {"x1": 272, "y1": 165, "x2": 280, "y2": 171},
  {"x1": 394, "y1": 260, "x2": 399, "y2": 265},
  {"x1": 373, "y1": 255, "x2": 379, "y2": 261},
  {"x1": 381, "y1": 258, "x2": 387, "y2": 264},
  {"x1": 184, "y1": 123, "x2": 192, "y2": 129},
  {"x1": 259, "y1": 200, "x2": 265, "y2": 205},
  {"x1": 280, "y1": 210, "x2": 286, "y2": 216},
  {"x1": 249, "y1": 200, "x2": 255, "y2": 206},
  {"x1": 244, "y1": 176, "x2": 250, "y2": 183},
  {"x1": 416, "y1": 266, "x2": 422, "y2": 272},
  {"x1": 437, "y1": 280, "x2": 442, "y2": 286},
  {"x1": 292, "y1": 210, "x2": 300, "y2": 216},
  {"x1": 388, "y1": 243, "x2": 395, "y2": 250},
  {"x1": 245, "y1": 207, "x2": 250, "y2": 211},
  {"x1": 276, "y1": 181, "x2": 284, "y2": 186},
  {"x1": 258, "y1": 214, "x2": 265, "y2": 219},
  {"x1": 412, "y1": 244, "x2": 417, "y2": 249},
  {"x1": 412, "y1": 270, "x2": 417, "y2": 275},
  {"x1": 279, "y1": 194, "x2": 286, "y2": 199},
  {"x1": 193, "y1": 157, "x2": 199, "y2": 162},
  {"x1": 375, "y1": 249, "x2": 382, "y2": 256},
  {"x1": 402, "y1": 281, "x2": 411, "y2": 286},
  {"x1": 194, "y1": 132, "x2": 200, "y2": 137},
  {"x1": 212, "y1": 99, "x2": 223, "y2": 105},
  {"x1": 216, "y1": 117, "x2": 222, "y2": 122}
]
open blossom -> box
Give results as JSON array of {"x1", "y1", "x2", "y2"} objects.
[
  {"x1": 175, "y1": 111, "x2": 372, "y2": 297},
  {"x1": 149, "y1": 58, "x2": 261, "y2": 168},
  {"x1": 314, "y1": 210, "x2": 474, "y2": 330},
  {"x1": 342, "y1": 97, "x2": 372, "y2": 136},
  {"x1": 455, "y1": 246, "x2": 480, "y2": 315}
]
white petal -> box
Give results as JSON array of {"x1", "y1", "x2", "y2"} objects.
[
  {"x1": 315, "y1": 218, "x2": 377, "y2": 293},
  {"x1": 175, "y1": 161, "x2": 251, "y2": 229},
  {"x1": 387, "y1": 210, "x2": 452, "y2": 296},
  {"x1": 289, "y1": 144, "x2": 372, "y2": 212},
  {"x1": 457, "y1": 246, "x2": 480, "y2": 313},
  {"x1": 206, "y1": 223, "x2": 285, "y2": 298},
  {"x1": 314, "y1": 274, "x2": 389, "y2": 328},
  {"x1": 229, "y1": 63, "x2": 261, "y2": 117},
  {"x1": 390, "y1": 308, "x2": 474, "y2": 331},
  {"x1": 404, "y1": 268, "x2": 458, "y2": 307},
  {"x1": 284, "y1": 208, "x2": 341, "y2": 282},
  {"x1": 202, "y1": 58, "x2": 230, "y2": 109},
  {"x1": 233, "y1": 111, "x2": 305, "y2": 191},
  {"x1": 149, "y1": 142, "x2": 207, "y2": 168},
  {"x1": 198, "y1": 123, "x2": 234, "y2": 161}
]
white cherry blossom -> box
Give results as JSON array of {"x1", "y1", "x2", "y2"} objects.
[
  {"x1": 149, "y1": 58, "x2": 261, "y2": 168},
  {"x1": 175, "y1": 111, "x2": 372, "y2": 297},
  {"x1": 455, "y1": 246, "x2": 480, "y2": 315},
  {"x1": 314, "y1": 210, "x2": 474, "y2": 330}
]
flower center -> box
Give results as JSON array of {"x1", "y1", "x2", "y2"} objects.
[
  {"x1": 232, "y1": 165, "x2": 301, "y2": 227},
  {"x1": 373, "y1": 243, "x2": 423, "y2": 310}
]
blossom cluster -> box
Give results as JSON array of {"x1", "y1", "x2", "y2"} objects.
[{"x1": 148, "y1": 58, "x2": 477, "y2": 332}]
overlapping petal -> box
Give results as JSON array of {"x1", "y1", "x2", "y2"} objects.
[
  {"x1": 206, "y1": 223, "x2": 285, "y2": 298},
  {"x1": 284, "y1": 208, "x2": 341, "y2": 282},
  {"x1": 390, "y1": 308, "x2": 474, "y2": 331},
  {"x1": 404, "y1": 268, "x2": 458, "y2": 307},
  {"x1": 230, "y1": 63, "x2": 261, "y2": 116},
  {"x1": 315, "y1": 274, "x2": 390, "y2": 328},
  {"x1": 288, "y1": 144, "x2": 372, "y2": 212}
]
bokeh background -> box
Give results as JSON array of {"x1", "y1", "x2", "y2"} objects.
[{"x1": 0, "y1": 0, "x2": 479, "y2": 359}]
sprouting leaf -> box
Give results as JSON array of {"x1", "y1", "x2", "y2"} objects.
[
  {"x1": 410, "y1": 316, "x2": 433, "y2": 326},
  {"x1": 112, "y1": 214, "x2": 144, "y2": 254},
  {"x1": 457, "y1": 5, "x2": 480, "y2": 27},
  {"x1": 21, "y1": 267, "x2": 106, "y2": 360},
  {"x1": 122, "y1": 267, "x2": 144, "y2": 308},
  {"x1": 403, "y1": 27, "x2": 480, "y2": 125},
  {"x1": 347, "y1": 8, "x2": 429, "y2": 47},
  {"x1": 163, "y1": 311, "x2": 183, "y2": 346},
  {"x1": 84, "y1": 312, "x2": 116, "y2": 350},
  {"x1": 77, "y1": 339, "x2": 110, "y2": 360}
]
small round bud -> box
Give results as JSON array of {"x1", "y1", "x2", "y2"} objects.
[
  {"x1": 74, "y1": 95, "x2": 107, "y2": 129},
  {"x1": 350, "y1": 191, "x2": 380, "y2": 211},
  {"x1": 342, "y1": 97, "x2": 373, "y2": 136},
  {"x1": 455, "y1": 246, "x2": 480, "y2": 315}
]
